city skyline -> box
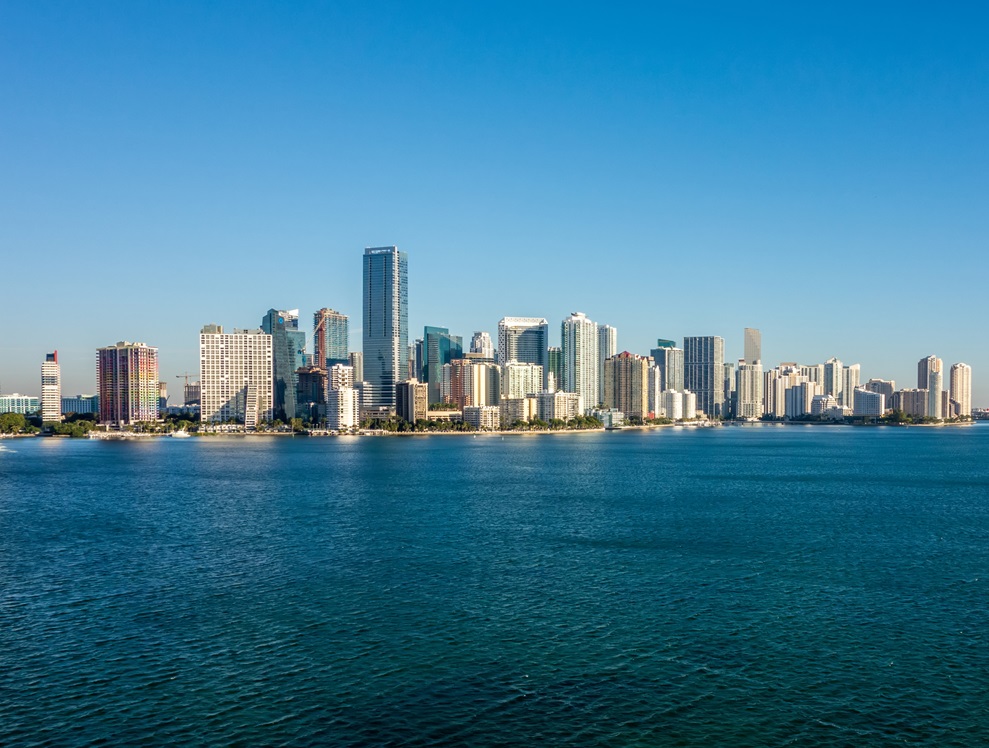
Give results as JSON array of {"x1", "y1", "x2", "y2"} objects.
[{"x1": 2, "y1": 5, "x2": 987, "y2": 402}]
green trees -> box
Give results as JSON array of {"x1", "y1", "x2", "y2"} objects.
[{"x1": 0, "y1": 413, "x2": 27, "y2": 434}]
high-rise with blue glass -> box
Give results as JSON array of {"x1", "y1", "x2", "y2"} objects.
[
  {"x1": 423, "y1": 326, "x2": 463, "y2": 404},
  {"x1": 261, "y1": 309, "x2": 307, "y2": 421},
  {"x1": 363, "y1": 246, "x2": 408, "y2": 412}
]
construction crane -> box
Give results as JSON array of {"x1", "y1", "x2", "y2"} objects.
[{"x1": 175, "y1": 372, "x2": 200, "y2": 406}]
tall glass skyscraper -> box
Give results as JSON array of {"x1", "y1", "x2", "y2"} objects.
[
  {"x1": 262, "y1": 309, "x2": 307, "y2": 421},
  {"x1": 363, "y1": 246, "x2": 408, "y2": 411},
  {"x1": 423, "y1": 326, "x2": 463, "y2": 404},
  {"x1": 683, "y1": 336, "x2": 725, "y2": 418},
  {"x1": 313, "y1": 308, "x2": 349, "y2": 369},
  {"x1": 498, "y1": 317, "x2": 549, "y2": 388}
]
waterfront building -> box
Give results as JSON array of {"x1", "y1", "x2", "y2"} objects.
[
  {"x1": 736, "y1": 361, "x2": 764, "y2": 419},
  {"x1": 603, "y1": 351, "x2": 649, "y2": 419},
  {"x1": 561, "y1": 312, "x2": 599, "y2": 412},
  {"x1": 199, "y1": 325, "x2": 272, "y2": 430},
  {"x1": 296, "y1": 366, "x2": 327, "y2": 422},
  {"x1": 158, "y1": 382, "x2": 168, "y2": 413},
  {"x1": 470, "y1": 331, "x2": 495, "y2": 360},
  {"x1": 854, "y1": 388, "x2": 885, "y2": 417},
  {"x1": 811, "y1": 394, "x2": 838, "y2": 416},
  {"x1": 463, "y1": 405, "x2": 501, "y2": 431},
  {"x1": 651, "y1": 346, "x2": 684, "y2": 393},
  {"x1": 362, "y1": 246, "x2": 408, "y2": 413},
  {"x1": 723, "y1": 362, "x2": 736, "y2": 419},
  {"x1": 348, "y1": 352, "x2": 364, "y2": 382},
  {"x1": 313, "y1": 308, "x2": 349, "y2": 368},
  {"x1": 927, "y1": 366, "x2": 943, "y2": 419},
  {"x1": 800, "y1": 364, "x2": 825, "y2": 388},
  {"x1": 423, "y1": 326, "x2": 463, "y2": 405},
  {"x1": 536, "y1": 390, "x2": 582, "y2": 422},
  {"x1": 597, "y1": 324, "x2": 618, "y2": 406},
  {"x1": 864, "y1": 379, "x2": 895, "y2": 400},
  {"x1": 683, "y1": 336, "x2": 725, "y2": 418},
  {"x1": 841, "y1": 364, "x2": 861, "y2": 410},
  {"x1": 662, "y1": 389, "x2": 682, "y2": 421},
  {"x1": 891, "y1": 388, "x2": 928, "y2": 419},
  {"x1": 918, "y1": 355, "x2": 941, "y2": 390},
  {"x1": 743, "y1": 328, "x2": 761, "y2": 364},
  {"x1": 261, "y1": 309, "x2": 307, "y2": 422},
  {"x1": 441, "y1": 359, "x2": 500, "y2": 409},
  {"x1": 498, "y1": 317, "x2": 549, "y2": 387},
  {"x1": 823, "y1": 357, "x2": 843, "y2": 401},
  {"x1": 98, "y1": 341, "x2": 160, "y2": 427},
  {"x1": 328, "y1": 364, "x2": 355, "y2": 392},
  {"x1": 785, "y1": 381, "x2": 820, "y2": 419},
  {"x1": 326, "y1": 386, "x2": 360, "y2": 431},
  {"x1": 647, "y1": 363, "x2": 662, "y2": 417},
  {"x1": 950, "y1": 363, "x2": 972, "y2": 418},
  {"x1": 41, "y1": 351, "x2": 61, "y2": 423},
  {"x1": 0, "y1": 394, "x2": 40, "y2": 414},
  {"x1": 183, "y1": 382, "x2": 201, "y2": 406},
  {"x1": 396, "y1": 379, "x2": 428, "y2": 424},
  {"x1": 591, "y1": 408, "x2": 624, "y2": 428},
  {"x1": 547, "y1": 346, "x2": 562, "y2": 391},
  {"x1": 683, "y1": 390, "x2": 697, "y2": 419},
  {"x1": 61, "y1": 394, "x2": 99, "y2": 415},
  {"x1": 500, "y1": 397, "x2": 538, "y2": 426},
  {"x1": 501, "y1": 361, "x2": 543, "y2": 399}
]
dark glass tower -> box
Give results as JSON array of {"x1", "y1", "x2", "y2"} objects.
[
  {"x1": 362, "y1": 246, "x2": 408, "y2": 411},
  {"x1": 262, "y1": 309, "x2": 307, "y2": 421},
  {"x1": 422, "y1": 326, "x2": 463, "y2": 404}
]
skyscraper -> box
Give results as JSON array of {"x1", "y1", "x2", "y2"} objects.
[
  {"x1": 547, "y1": 346, "x2": 562, "y2": 391},
  {"x1": 950, "y1": 363, "x2": 972, "y2": 418},
  {"x1": 823, "y1": 357, "x2": 843, "y2": 400},
  {"x1": 597, "y1": 324, "x2": 618, "y2": 406},
  {"x1": 348, "y1": 352, "x2": 364, "y2": 382},
  {"x1": 736, "y1": 361, "x2": 764, "y2": 419},
  {"x1": 41, "y1": 351, "x2": 61, "y2": 423},
  {"x1": 841, "y1": 364, "x2": 861, "y2": 410},
  {"x1": 603, "y1": 351, "x2": 650, "y2": 419},
  {"x1": 683, "y1": 336, "x2": 725, "y2": 418},
  {"x1": 470, "y1": 331, "x2": 495, "y2": 360},
  {"x1": 743, "y1": 328, "x2": 761, "y2": 364},
  {"x1": 498, "y1": 317, "x2": 549, "y2": 387},
  {"x1": 918, "y1": 355, "x2": 940, "y2": 390},
  {"x1": 423, "y1": 326, "x2": 463, "y2": 405},
  {"x1": 97, "y1": 341, "x2": 160, "y2": 426},
  {"x1": 561, "y1": 312, "x2": 599, "y2": 412},
  {"x1": 363, "y1": 246, "x2": 408, "y2": 412},
  {"x1": 262, "y1": 309, "x2": 307, "y2": 421},
  {"x1": 199, "y1": 325, "x2": 273, "y2": 430},
  {"x1": 924, "y1": 357, "x2": 944, "y2": 419},
  {"x1": 313, "y1": 308, "x2": 349, "y2": 369},
  {"x1": 651, "y1": 346, "x2": 684, "y2": 392}
]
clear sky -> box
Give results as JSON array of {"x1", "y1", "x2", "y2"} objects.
[{"x1": 2, "y1": 2, "x2": 987, "y2": 403}]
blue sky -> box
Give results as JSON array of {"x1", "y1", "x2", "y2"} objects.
[{"x1": 2, "y1": 2, "x2": 987, "y2": 403}]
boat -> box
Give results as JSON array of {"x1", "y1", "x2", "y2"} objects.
[{"x1": 171, "y1": 430, "x2": 192, "y2": 438}]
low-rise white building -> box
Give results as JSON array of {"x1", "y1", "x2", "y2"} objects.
[
  {"x1": 853, "y1": 387, "x2": 885, "y2": 417},
  {"x1": 463, "y1": 405, "x2": 501, "y2": 430}
]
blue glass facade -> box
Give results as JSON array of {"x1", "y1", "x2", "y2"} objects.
[
  {"x1": 423, "y1": 326, "x2": 463, "y2": 404},
  {"x1": 362, "y1": 247, "x2": 408, "y2": 411},
  {"x1": 262, "y1": 309, "x2": 307, "y2": 421}
]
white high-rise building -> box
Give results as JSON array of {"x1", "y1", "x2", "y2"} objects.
[
  {"x1": 823, "y1": 357, "x2": 843, "y2": 401},
  {"x1": 501, "y1": 361, "x2": 543, "y2": 399},
  {"x1": 841, "y1": 364, "x2": 861, "y2": 410},
  {"x1": 854, "y1": 388, "x2": 885, "y2": 417},
  {"x1": 950, "y1": 363, "x2": 972, "y2": 418},
  {"x1": 597, "y1": 324, "x2": 618, "y2": 405},
  {"x1": 736, "y1": 361, "x2": 764, "y2": 419},
  {"x1": 561, "y1": 312, "x2": 599, "y2": 413},
  {"x1": 41, "y1": 351, "x2": 62, "y2": 423},
  {"x1": 470, "y1": 331, "x2": 495, "y2": 360},
  {"x1": 327, "y1": 386, "x2": 360, "y2": 431},
  {"x1": 328, "y1": 364, "x2": 355, "y2": 391},
  {"x1": 200, "y1": 324, "x2": 273, "y2": 430}
]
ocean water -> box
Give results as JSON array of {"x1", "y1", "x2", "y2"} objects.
[{"x1": 2, "y1": 425, "x2": 989, "y2": 746}]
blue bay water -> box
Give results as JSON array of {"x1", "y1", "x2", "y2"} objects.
[{"x1": 2, "y1": 425, "x2": 989, "y2": 746}]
